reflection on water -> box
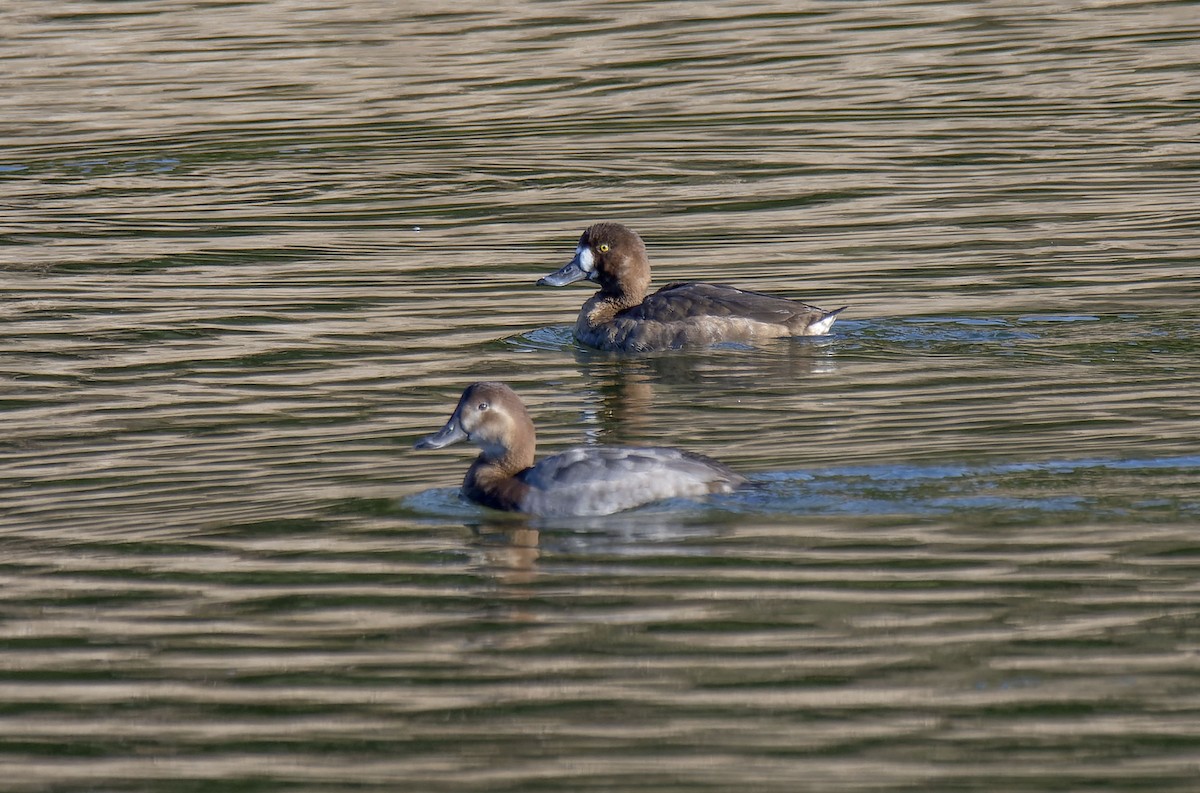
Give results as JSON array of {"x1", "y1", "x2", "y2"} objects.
[{"x1": 3, "y1": 0, "x2": 1200, "y2": 791}]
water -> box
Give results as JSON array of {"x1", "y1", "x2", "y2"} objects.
[{"x1": 3, "y1": 1, "x2": 1199, "y2": 790}]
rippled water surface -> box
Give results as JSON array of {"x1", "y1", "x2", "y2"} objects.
[{"x1": 3, "y1": 1, "x2": 1199, "y2": 790}]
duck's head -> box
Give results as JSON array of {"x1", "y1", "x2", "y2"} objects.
[
  {"x1": 414, "y1": 381, "x2": 535, "y2": 464},
  {"x1": 538, "y1": 222, "x2": 651, "y2": 300}
]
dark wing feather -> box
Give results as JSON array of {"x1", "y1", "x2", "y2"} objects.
[{"x1": 623, "y1": 282, "x2": 824, "y2": 325}]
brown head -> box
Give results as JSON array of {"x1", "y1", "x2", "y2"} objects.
[
  {"x1": 537, "y1": 222, "x2": 653, "y2": 305},
  {"x1": 414, "y1": 381, "x2": 536, "y2": 473}
]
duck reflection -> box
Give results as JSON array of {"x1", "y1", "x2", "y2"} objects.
[
  {"x1": 573, "y1": 339, "x2": 839, "y2": 445},
  {"x1": 470, "y1": 522, "x2": 540, "y2": 586},
  {"x1": 464, "y1": 509, "x2": 729, "y2": 580}
]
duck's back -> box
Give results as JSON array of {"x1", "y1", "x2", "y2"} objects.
[
  {"x1": 518, "y1": 445, "x2": 745, "y2": 516},
  {"x1": 641, "y1": 282, "x2": 827, "y2": 325}
]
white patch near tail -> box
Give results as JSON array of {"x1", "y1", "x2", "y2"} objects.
[{"x1": 806, "y1": 306, "x2": 848, "y2": 336}]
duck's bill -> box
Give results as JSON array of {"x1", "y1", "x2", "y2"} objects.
[
  {"x1": 537, "y1": 260, "x2": 590, "y2": 287},
  {"x1": 537, "y1": 248, "x2": 595, "y2": 286},
  {"x1": 414, "y1": 418, "x2": 467, "y2": 450}
]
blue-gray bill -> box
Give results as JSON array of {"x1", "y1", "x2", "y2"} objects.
[
  {"x1": 414, "y1": 418, "x2": 466, "y2": 450},
  {"x1": 537, "y1": 246, "x2": 597, "y2": 286}
]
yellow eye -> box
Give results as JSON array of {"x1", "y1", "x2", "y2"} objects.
[{"x1": 598, "y1": 243, "x2": 610, "y2": 253}]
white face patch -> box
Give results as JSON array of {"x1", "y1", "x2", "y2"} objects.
[{"x1": 575, "y1": 245, "x2": 595, "y2": 272}]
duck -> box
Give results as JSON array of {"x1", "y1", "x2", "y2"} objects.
[
  {"x1": 537, "y1": 222, "x2": 846, "y2": 352},
  {"x1": 414, "y1": 381, "x2": 745, "y2": 516}
]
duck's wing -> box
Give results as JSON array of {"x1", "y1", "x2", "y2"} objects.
[
  {"x1": 518, "y1": 446, "x2": 744, "y2": 516},
  {"x1": 630, "y1": 282, "x2": 827, "y2": 325},
  {"x1": 522, "y1": 446, "x2": 742, "y2": 488}
]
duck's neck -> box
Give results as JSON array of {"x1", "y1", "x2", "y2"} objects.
[
  {"x1": 582, "y1": 283, "x2": 644, "y2": 325},
  {"x1": 467, "y1": 445, "x2": 533, "y2": 480},
  {"x1": 463, "y1": 438, "x2": 535, "y2": 510}
]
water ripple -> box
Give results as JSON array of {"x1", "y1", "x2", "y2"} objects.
[{"x1": 3, "y1": 1, "x2": 1200, "y2": 791}]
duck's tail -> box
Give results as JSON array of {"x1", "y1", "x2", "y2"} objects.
[{"x1": 807, "y1": 306, "x2": 848, "y2": 336}]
